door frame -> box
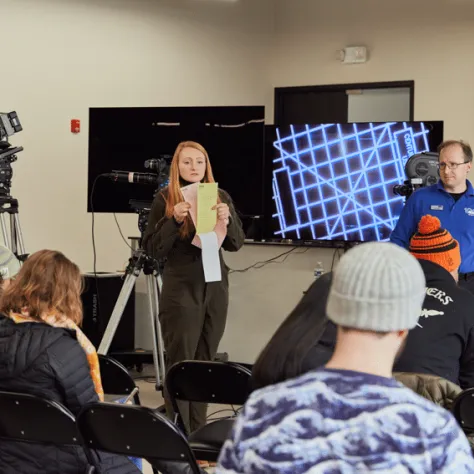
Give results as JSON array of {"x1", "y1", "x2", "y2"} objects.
[{"x1": 274, "y1": 80, "x2": 415, "y2": 125}]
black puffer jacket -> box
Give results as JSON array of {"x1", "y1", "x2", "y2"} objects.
[{"x1": 0, "y1": 315, "x2": 141, "y2": 474}]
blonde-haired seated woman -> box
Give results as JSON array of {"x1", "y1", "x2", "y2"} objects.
[{"x1": 0, "y1": 250, "x2": 141, "y2": 474}]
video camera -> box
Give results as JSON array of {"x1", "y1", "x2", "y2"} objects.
[
  {"x1": 393, "y1": 152, "x2": 439, "y2": 200},
  {"x1": 0, "y1": 111, "x2": 23, "y2": 196},
  {"x1": 107, "y1": 155, "x2": 171, "y2": 193},
  {"x1": 107, "y1": 155, "x2": 172, "y2": 238}
]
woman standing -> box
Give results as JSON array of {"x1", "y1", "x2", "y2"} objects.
[{"x1": 142, "y1": 141, "x2": 245, "y2": 433}]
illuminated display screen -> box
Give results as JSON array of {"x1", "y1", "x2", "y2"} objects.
[{"x1": 271, "y1": 122, "x2": 442, "y2": 242}]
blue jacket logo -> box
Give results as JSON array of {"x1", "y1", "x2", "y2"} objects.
[{"x1": 465, "y1": 208, "x2": 474, "y2": 217}]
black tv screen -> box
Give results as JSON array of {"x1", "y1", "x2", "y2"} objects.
[
  {"x1": 266, "y1": 121, "x2": 444, "y2": 243},
  {"x1": 88, "y1": 106, "x2": 265, "y2": 217}
]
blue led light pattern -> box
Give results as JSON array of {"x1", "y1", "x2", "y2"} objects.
[{"x1": 272, "y1": 122, "x2": 430, "y2": 242}]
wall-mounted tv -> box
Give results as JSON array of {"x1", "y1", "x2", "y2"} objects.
[
  {"x1": 88, "y1": 106, "x2": 265, "y2": 218},
  {"x1": 265, "y1": 121, "x2": 444, "y2": 243}
]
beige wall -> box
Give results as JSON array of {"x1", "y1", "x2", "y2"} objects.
[
  {"x1": 5, "y1": 0, "x2": 474, "y2": 363},
  {"x1": 269, "y1": 0, "x2": 474, "y2": 154},
  {"x1": 229, "y1": 0, "x2": 474, "y2": 362},
  {"x1": 2, "y1": 0, "x2": 272, "y2": 272}
]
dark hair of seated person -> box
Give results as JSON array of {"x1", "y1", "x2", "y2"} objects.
[{"x1": 251, "y1": 272, "x2": 334, "y2": 391}]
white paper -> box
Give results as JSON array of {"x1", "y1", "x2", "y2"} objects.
[{"x1": 199, "y1": 232, "x2": 222, "y2": 283}]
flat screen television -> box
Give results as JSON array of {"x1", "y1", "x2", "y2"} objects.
[
  {"x1": 88, "y1": 106, "x2": 265, "y2": 218},
  {"x1": 265, "y1": 121, "x2": 444, "y2": 244}
]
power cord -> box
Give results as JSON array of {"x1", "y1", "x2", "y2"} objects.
[
  {"x1": 228, "y1": 247, "x2": 309, "y2": 274},
  {"x1": 330, "y1": 247, "x2": 341, "y2": 271},
  {"x1": 113, "y1": 213, "x2": 134, "y2": 250}
]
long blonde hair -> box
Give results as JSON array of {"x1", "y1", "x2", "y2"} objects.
[
  {"x1": 164, "y1": 141, "x2": 217, "y2": 237},
  {"x1": 0, "y1": 250, "x2": 84, "y2": 325}
]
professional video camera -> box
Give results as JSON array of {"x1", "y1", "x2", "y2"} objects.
[
  {"x1": 393, "y1": 152, "x2": 439, "y2": 200},
  {"x1": 106, "y1": 155, "x2": 171, "y2": 193},
  {"x1": 0, "y1": 111, "x2": 27, "y2": 257},
  {"x1": 106, "y1": 155, "x2": 172, "y2": 237},
  {"x1": 0, "y1": 111, "x2": 23, "y2": 196}
]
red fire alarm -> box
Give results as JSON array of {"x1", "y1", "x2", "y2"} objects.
[{"x1": 71, "y1": 119, "x2": 80, "y2": 133}]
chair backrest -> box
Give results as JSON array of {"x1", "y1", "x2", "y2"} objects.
[
  {"x1": 230, "y1": 362, "x2": 253, "y2": 373},
  {"x1": 77, "y1": 402, "x2": 201, "y2": 474},
  {"x1": 166, "y1": 360, "x2": 252, "y2": 408},
  {"x1": 452, "y1": 387, "x2": 474, "y2": 433},
  {"x1": 0, "y1": 390, "x2": 82, "y2": 445},
  {"x1": 99, "y1": 354, "x2": 141, "y2": 405}
]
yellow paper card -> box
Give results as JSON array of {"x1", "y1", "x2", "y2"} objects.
[{"x1": 197, "y1": 182, "x2": 218, "y2": 234}]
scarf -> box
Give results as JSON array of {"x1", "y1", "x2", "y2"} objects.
[{"x1": 9, "y1": 310, "x2": 104, "y2": 402}]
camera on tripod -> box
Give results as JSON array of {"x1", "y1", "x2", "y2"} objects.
[
  {"x1": 107, "y1": 155, "x2": 171, "y2": 237},
  {"x1": 0, "y1": 111, "x2": 23, "y2": 197},
  {"x1": 0, "y1": 110, "x2": 26, "y2": 258},
  {"x1": 393, "y1": 152, "x2": 440, "y2": 200}
]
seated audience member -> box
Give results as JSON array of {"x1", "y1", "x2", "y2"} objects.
[
  {"x1": 251, "y1": 272, "x2": 334, "y2": 391},
  {"x1": 394, "y1": 214, "x2": 474, "y2": 388},
  {"x1": 0, "y1": 250, "x2": 140, "y2": 474},
  {"x1": 217, "y1": 242, "x2": 474, "y2": 473},
  {"x1": 0, "y1": 244, "x2": 21, "y2": 294}
]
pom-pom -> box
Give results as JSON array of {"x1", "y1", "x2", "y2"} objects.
[{"x1": 418, "y1": 215, "x2": 441, "y2": 235}]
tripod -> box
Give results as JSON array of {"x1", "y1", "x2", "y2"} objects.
[
  {"x1": 97, "y1": 248, "x2": 166, "y2": 391},
  {"x1": 0, "y1": 196, "x2": 27, "y2": 258}
]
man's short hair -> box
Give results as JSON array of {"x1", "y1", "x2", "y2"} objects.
[{"x1": 437, "y1": 140, "x2": 473, "y2": 163}]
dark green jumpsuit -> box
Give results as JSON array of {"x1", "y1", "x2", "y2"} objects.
[{"x1": 142, "y1": 187, "x2": 245, "y2": 433}]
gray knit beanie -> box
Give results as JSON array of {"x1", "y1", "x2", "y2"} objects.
[
  {"x1": 0, "y1": 245, "x2": 21, "y2": 280},
  {"x1": 326, "y1": 242, "x2": 426, "y2": 332}
]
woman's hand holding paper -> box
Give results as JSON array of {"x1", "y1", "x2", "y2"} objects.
[{"x1": 213, "y1": 203, "x2": 230, "y2": 225}]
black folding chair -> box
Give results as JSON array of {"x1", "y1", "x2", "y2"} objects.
[
  {"x1": 166, "y1": 360, "x2": 252, "y2": 461},
  {"x1": 77, "y1": 402, "x2": 203, "y2": 474},
  {"x1": 0, "y1": 390, "x2": 95, "y2": 473},
  {"x1": 229, "y1": 361, "x2": 253, "y2": 373},
  {"x1": 99, "y1": 354, "x2": 141, "y2": 405},
  {"x1": 452, "y1": 387, "x2": 474, "y2": 434}
]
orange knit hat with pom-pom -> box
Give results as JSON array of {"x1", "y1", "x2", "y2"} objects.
[{"x1": 409, "y1": 215, "x2": 461, "y2": 273}]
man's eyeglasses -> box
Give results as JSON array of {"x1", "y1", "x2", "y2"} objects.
[{"x1": 438, "y1": 161, "x2": 469, "y2": 171}]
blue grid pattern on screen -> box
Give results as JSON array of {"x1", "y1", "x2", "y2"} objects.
[{"x1": 273, "y1": 122, "x2": 430, "y2": 241}]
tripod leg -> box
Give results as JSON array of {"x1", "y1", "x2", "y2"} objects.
[
  {"x1": 146, "y1": 274, "x2": 163, "y2": 390},
  {"x1": 12, "y1": 214, "x2": 26, "y2": 256},
  {"x1": 98, "y1": 273, "x2": 137, "y2": 355},
  {"x1": 152, "y1": 274, "x2": 166, "y2": 388},
  {"x1": 0, "y1": 214, "x2": 10, "y2": 249},
  {"x1": 9, "y1": 214, "x2": 17, "y2": 255}
]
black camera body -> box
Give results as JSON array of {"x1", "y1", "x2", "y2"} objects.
[
  {"x1": 107, "y1": 155, "x2": 171, "y2": 192},
  {"x1": 0, "y1": 111, "x2": 23, "y2": 197},
  {"x1": 393, "y1": 152, "x2": 439, "y2": 200},
  {"x1": 0, "y1": 111, "x2": 22, "y2": 141},
  {"x1": 107, "y1": 156, "x2": 172, "y2": 238},
  {"x1": 393, "y1": 178, "x2": 423, "y2": 199}
]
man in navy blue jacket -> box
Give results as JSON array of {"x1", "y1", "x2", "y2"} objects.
[{"x1": 390, "y1": 139, "x2": 474, "y2": 294}]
